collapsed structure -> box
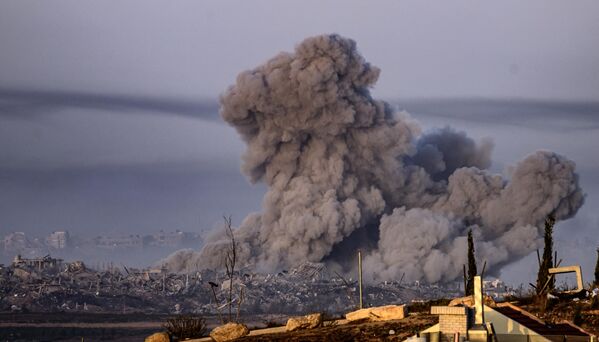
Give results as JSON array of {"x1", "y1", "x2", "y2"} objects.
[
  {"x1": 1, "y1": 256, "x2": 517, "y2": 315},
  {"x1": 165, "y1": 34, "x2": 584, "y2": 282},
  {"x1": 12, "y1": 254, "x2": 63, "y2": 271}
]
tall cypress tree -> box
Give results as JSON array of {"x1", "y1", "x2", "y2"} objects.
[
  {"x1": 536, "y1": 215, "x2": 555, "y2": 295},
  {"x1": 466, "y1": 230, "x2": 477, "y2": 296},
  {"x1": 594, "y1": 247, "x2": 599, "y2": 286}
]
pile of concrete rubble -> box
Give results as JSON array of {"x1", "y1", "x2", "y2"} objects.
[{"x1": 0, "y1": 259, "x2": 513, "y2": 315}]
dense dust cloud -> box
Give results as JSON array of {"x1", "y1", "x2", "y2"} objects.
[{"x1": 163, "y1": 34, "x2": 584, "y2": 282}]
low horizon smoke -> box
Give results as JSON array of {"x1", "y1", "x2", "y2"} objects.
[{"x1": 162, "y1": 34, "x2": 584, "y2": 283}]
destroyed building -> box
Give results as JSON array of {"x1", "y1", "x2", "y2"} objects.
[
  {"x1": 12, "y1": 254, "x2": 63, "y2": 271},
  {"x1": 145, "y1": 230, "x2": 203, "y2": 248},
  {"x1": 45, "y1": 231, "x2": 71, "y2": 250},
  {"x1": 0, "y1": 256, "x2": 516, "y2": 317},
  {"x1": 2, "y1": 232, "x2": 45, "y2": 257},
  {"x1": 93, "y1": 234, "x2": 145, "y2": 249},
  {"x1": 3, "y1": 232, "x2": 29, "y2": 250}
]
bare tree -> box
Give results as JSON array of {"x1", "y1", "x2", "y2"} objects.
[{"x1": 223, "y1": 215, "x2": 237, "y2": 322}]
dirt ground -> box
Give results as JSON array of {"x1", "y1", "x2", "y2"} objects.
[{"x1": 520, "y1": 297, "x2": 599, "y2": 336}]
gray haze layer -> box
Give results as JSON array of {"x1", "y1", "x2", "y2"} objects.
[{"x1": 164, "y1": 35, "x2": 584, "y2": 282}]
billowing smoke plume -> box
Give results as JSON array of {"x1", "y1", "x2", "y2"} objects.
[
  {"x1": 162, "y1": 34, "x2": 584, "y2": 282},
  {"x1": 365, "y1": 151, "x2": 583, "y2": 282}
]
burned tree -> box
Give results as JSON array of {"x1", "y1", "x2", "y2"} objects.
[
  {"x1": 208, "y1": 281, "x2": 224, "y2": 324},
  {"x1": 465, "y1": 230, "x2": 477, "y2": 296},
  {"x1": 536, "y1": 215, "x2": 555, "y2": 295},
  {"x1": 223, "y1": 215, "x2": 237, "y2": 322}
]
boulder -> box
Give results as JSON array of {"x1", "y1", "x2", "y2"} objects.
[
  {"x1": 210, "y1": 322, "x2": 249, "y2": 342},
  {"x1": 144, "y1": 332, "x2": 169, "y2": 342},
  {"x1": 285, "y1": 313, "x2": 323, "y2": 332},
  {"x1": 345, "y1": 305, "x2": 407, "y2": 322}
]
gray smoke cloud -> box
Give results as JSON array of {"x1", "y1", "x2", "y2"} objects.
[
  {"x1": 411, "y1": 127, "x2": 494, "y2": 181},
  {"x1": 366, "y1": 151, "x2": 584, "y2": 282},
  {"x1": 162, "y1": 34, "x2": 584, "y2": 281}
]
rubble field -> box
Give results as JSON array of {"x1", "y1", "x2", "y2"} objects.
[
  {"x1": 0, "y1": 259, "x2": 524, "y2": 340},
  {"x1": 1, "y1": 260, "x2": 487, "y2": 315}
]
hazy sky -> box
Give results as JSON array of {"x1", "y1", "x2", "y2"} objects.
[
  {"x1": 1, "y1": 0, "x2": 598, "y2": 99},
  {"x1": 0, "y1": 1, "x2": 598, "y2": 285}
]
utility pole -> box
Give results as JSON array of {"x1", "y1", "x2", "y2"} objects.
[{"x1": 358, "y1": 250, "x2": 363, "y2": 309}]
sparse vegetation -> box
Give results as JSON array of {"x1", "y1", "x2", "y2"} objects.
[
  {"x1": 590, "y1": 295, "x2": 599, "y2": 310},
  {"x1": 163, "y1": 315, "x2": 207, "y2": 340},
  {"x1": 572, "y1": 305, "x2": 583, "y2": 326},
  {"x1": 507, "y1": 292, "x2": 599, "y2": 336}
]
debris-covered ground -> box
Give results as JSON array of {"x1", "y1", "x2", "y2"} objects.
[
  {"x1": 1, "y1": 260, "x2": 505, "y2": 315},
  {"x1": 0, "y1": 262, "x2": 513, "y2": 314},
  {"x1": 0, "y1": 259, "x2": 520, "y2": 341},
  {"x1": 2, "y1": 258, "x2": 597, "y2": 341}
]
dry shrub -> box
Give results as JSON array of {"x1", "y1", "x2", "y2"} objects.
[
  {"x1": 164, "y1": 315, "x2": 207, "y2": 340},
  {"x1": 590, "y1": 294, "x2": 599, "y2": 309}
]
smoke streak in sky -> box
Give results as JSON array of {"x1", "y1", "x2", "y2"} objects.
[{"x1": 162, "y1": 35, "x2": 584, "y2": 282}]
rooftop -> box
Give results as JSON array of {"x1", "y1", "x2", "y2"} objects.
[{"x1": 494, "y1": 304, "x2": 590, "y2": 337}]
